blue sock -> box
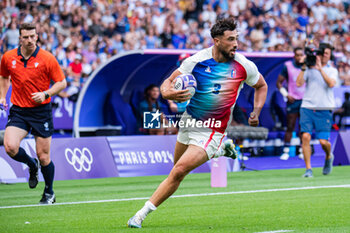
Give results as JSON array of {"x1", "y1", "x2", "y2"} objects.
[
  {"x1": 41, "y1": 161, "x2": 55, "y2": 194},
  {"x1": 12, "y1": 147, "x2": 36, "y2": 169}
]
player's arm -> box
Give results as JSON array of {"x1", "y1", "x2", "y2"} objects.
[
  {"x1": 276, "y1": 64, "x2": 295, "y2": 101},
  {"x1": 0, "y1": 52, "x2": 11, "y2": 108},
  {"x1": 32, "y1": 56, "x2": 67, "y2": 103},
  {"x1": 160, "y1": 69, "x2": 191, "y2": 102},
  {"x1": 249, "y1": 75, "x2": 268, "y2": 127},
  {"x1": 0, "y1": 75, "x2": 10, "y2": 107},
  {"x1": 46, "y1": 79, "x2": 67, "y2": 97},
  {"x1": 315, "y1": 56, "x2": 336, "y2": 88},
  {"x1": 277, "y1": 73, "x2": 295, "y2": 103},
  {"x1": 31, "y1": 79, "x2": 67, "y2": 104},
  {"x1": 318, "y1": 69, "x2": 336, "y2": 88},
  {"x1": 276, "y1": 74, "x2": 285, "y2": 90},
  {"x1": 296, "y1": 55, "x2": 308, "y2": 87}
]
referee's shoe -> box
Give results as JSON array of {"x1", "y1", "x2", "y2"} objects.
[
  {"x1": 29, "y1": 158, "x2": 39, "y2": 189},
  {"x1": 39, "y1": 192, "x2": 56, "y2": 205}
]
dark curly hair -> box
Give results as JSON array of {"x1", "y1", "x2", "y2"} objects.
[
  {"x1": 144, "y1": 84, "x2": 160, "y2": 111},
  {"x1": 210, "y1": 18, "x2": 237, "y2": 39}
]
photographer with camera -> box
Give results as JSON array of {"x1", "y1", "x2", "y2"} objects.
[{"x1": 296, "y1": 43, "x2": 338, "y2": 178}]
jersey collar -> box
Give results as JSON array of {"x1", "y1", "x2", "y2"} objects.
[
  {"x1": 17, "y1": 45, "x2": 40, "y2": 59},
  {"x1": 292, "y1": 60, "x2": 302, "y2": 68},
  {"x1": 17, "y1": 46, "x2": 40, "y2": 68}
]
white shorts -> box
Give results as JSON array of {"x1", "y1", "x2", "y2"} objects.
[{"x1": 176, "y1": 112, "x2": 226, "y2": 159}]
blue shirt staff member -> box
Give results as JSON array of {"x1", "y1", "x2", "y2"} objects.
[{"x1": 296, "y1": 43, "x2": 338, "y2": 178}]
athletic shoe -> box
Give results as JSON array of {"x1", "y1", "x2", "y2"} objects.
[
  {"x1": 29, "y1": 158, "x2": 39, "y2": 189},
  {"x1": 280, "y1": 153, "x2": 289, "y2": 160},
  {"x1": 323, "y1": 154, "x2": 334, "y2": 175},
  {"x1": 39, "y1": 192, "x2": 56, "y2": 205},
  {"x1": 222, "y1": 139, "x2": 238, "y2": 159},
  {"x1": 127, "y1": 215, "x2": 143, "y2": 228},
  {"x1": 302, "y1": 169, "x2": 313, "y2": 178}
]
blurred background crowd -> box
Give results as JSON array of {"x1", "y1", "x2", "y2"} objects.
[{"x1": 0, "y1": 0, "x2": 350, "y2": 91}]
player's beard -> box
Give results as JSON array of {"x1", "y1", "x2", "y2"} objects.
[{"x1": 219, "y1": 46, "x2": 237, "y2": 61}]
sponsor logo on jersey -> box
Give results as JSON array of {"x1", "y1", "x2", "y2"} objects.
[{"x1": 230, "y1": 68, "x2": 236, "y2": 79}]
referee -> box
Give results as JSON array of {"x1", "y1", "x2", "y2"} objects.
[{"x1": 0, "y1": 23, "x2": 67, "y2": 204}]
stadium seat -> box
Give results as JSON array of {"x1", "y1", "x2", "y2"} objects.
[
  {"x1": 104, "y1": 91, "x2": 137, "y2": 135},
  {"x1": 130, "y1": 89, "x2": 145, "y2": 118}
]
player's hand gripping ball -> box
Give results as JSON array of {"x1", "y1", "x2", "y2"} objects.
[{"x1": 173, "y1": 74, "x2": 197, "y2": 102}]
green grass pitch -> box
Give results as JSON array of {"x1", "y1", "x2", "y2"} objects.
[{"x1": 1, "y1": 166, "x2": 350, "y2": 233}]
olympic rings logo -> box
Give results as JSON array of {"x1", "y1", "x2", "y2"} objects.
[{"x1": 65, "y1": 147, "x2": 93, "y2": 172}]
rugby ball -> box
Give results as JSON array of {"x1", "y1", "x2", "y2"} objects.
[{"x1": 174, "y1": 74, "x2": 197, "y2": 100}]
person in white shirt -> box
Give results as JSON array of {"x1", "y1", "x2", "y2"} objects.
[{"x1": 296, "y1": 43, "x2": 338, "y2": 178}]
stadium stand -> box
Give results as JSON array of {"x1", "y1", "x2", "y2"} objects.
[{"x1": 1, "y1": 0, "x2": 349, "y2": 87}]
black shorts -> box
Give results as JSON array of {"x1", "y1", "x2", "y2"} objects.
[
  {"x1": 286, "y1": 100, "x2": 302, "y2": 114},
  {"x1": 6, "y1": 104, "x2": 54, "y2": 138}
]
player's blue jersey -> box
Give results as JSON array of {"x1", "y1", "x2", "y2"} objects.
[{"x1": 178, "y1": 47, "x2": 260, "y2": 133}]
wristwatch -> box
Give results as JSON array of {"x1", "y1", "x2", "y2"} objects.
[{"x1": 43, "y1": 91, "x2": 50, "y2": 99}]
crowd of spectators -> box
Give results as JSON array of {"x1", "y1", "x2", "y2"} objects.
[{"x1": 0, "y1": 0, "x2": 350, "y2": 89}]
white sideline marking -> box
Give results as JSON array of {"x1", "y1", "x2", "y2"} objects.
[
  {"x1": 0, "y1": 184, "x2": 349, "y2": 209},
  {"x1": 255, "y1": 230, "x2": 294, "y2": 233}
]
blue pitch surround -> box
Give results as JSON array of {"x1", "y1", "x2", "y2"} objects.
[{"x1": 0, "y1": 133, "x2": 347, "y2": 183}]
